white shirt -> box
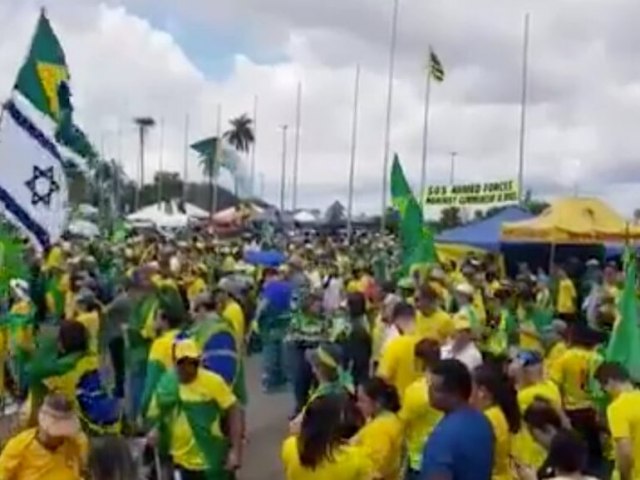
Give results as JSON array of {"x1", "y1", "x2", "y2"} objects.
[{"x1": 441, "y1": 341, "x2": 483, "y2": 372}]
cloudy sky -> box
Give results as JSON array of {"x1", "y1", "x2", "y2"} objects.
[{"x1": 1, "y1": 0, "x2": 639, "y2": 215}]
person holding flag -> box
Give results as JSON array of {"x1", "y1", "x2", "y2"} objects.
[{"x1": 147, "y1": 339, "x2": 244, "y2": 479}]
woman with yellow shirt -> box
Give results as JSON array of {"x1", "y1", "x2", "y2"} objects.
[
  {"x1": 353, "y1": 377, "x2": 403, "y2": 480},
  {"x1": 282, "y1": 394, "x2": 372, "y2": 480},
  {"x1": 399, "y1": 338, "x2": 442, "y2": 480},
  {"x1": 472, "y1": 364, "x2": 521, "y2": 480}
]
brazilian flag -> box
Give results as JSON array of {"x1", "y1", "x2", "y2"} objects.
[
  {"x1": 28, "y1": 335, "x2": 121, "y2": 434},
  {"x1": 191, "y1": 314, "x2": 247, "y2": 406},
  {"x1": 14, "y1": 9, "x2": 96, "y2": 164},
  {"x1": 391, "y1": 155, "x2": 437, "y2": 273}
]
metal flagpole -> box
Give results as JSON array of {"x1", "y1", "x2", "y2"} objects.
[
  {"x1": 517, "y1": 13, "x2": 530, "y2": 204},
  {"x1": 380, "y1": 0, "x2": 400, "y2": 231},
  {"x1": 279, "y1": 125, "x2": 289, "y2": 212},
  {"x1": 251, "y1": 95, "x2": 258, "y2": 197},
  {"x1": 292, "y1": 82, "x2": 302, "y2": 211},
  {"x1": 212, "y1": 104, "x2": 222, "y2": 215},
  {"x1": 182, "y1": 114, "x2": 190, "y2": 203},
  {"x1": 347, "y1": 65, "x2": 361, "y2": 241},
  {"x1": 449, "y1": 151, "x2": 457, "y2": 185},
  {"x1": 157, "y1": 117, "x2": 164, "y2": 204},
  {"x1": 420, "y1": 51, "x2": 433, "y2": 202}
]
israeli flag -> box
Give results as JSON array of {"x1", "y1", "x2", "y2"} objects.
[{"x1": 0, "y1": 101, "x2": 68, "y2": 250}]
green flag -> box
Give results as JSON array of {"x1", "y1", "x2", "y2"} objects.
[
  {"x1": 606, "y1": 246, "x2": 640, "y2": 381},
  {"x1": 191, "y1": 136, "x2": 240, "y2": 176},
  {"x1": 429, "y1": 48, "x2": 445, "y2": 82},
  {"x1": 390, "y1": 155, "x2": 437, "y2": 272},
  {"x1": 0, "y1": 225, "x2": 28, "y2": 298},
  {"x1": 14, "y1": 10, "x2": 97, "y2": 164}
]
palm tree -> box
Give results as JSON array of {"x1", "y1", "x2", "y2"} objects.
[
  {"x1": 223, "y1": 114, "x2": 255, "y2": 153},
  {"x1": 133, "y1": 116, "x2": 155, "y2": 210}
]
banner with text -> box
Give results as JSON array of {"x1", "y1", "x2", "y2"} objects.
[{"x1": 423, "y1": 180, "x2": 519, "y2": 206}]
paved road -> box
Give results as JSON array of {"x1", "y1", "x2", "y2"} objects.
[{"x1": 240, "y1": 355, "x2": 291, "y2": 480}]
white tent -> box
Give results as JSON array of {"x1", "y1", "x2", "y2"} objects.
[
  {"x1": 67, "y1": 219, "x2": 100, "y2": 238},
  {"x1": 294, "y1": 210, "x2": 319, "y2": 224},
  {"x1": 127, "y1": 201, "x2": 206, "y2": 228}
]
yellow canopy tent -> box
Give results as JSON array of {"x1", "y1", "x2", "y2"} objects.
[{"x1": 501, "y1": 197, "x2": 640, "y2": 243}]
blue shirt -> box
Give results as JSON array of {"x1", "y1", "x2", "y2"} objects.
[
  {"x1": 421, "y1": 407, "x2": 494, "y2": 480},
  {"x1": 261, "y1": 279, "x2": 292, "y2": 315}
]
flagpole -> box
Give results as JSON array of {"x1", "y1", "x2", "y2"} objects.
[
  {"x1": 157, "y1": 117, "x2": 165, "y2": 204},
  {"x1": 279, "y1": 125, "x2": 289, "y2": 212},
  {"x1": 182, "y1": 114, "x2": 190, "y2": 203},
  {"x1": 420, "y1": 52, "x2": 433, "y2": 204},
  {"x1": 381, "y1": 0, "x2": 400, "y2": 231},
  {"x1": 347, "y1": 64, "x2": 361, "y2": 241},
  {"x1": 292, "y1": 82, "x2": 302, "y2": 211},
  {"x1": 251, "y1": 95, "x2": 258, "y2": 197},
  {"x1": 213, "y1": 104, "x2": 222, "y2": 216},
  {"x1": 517, "y1": 13, "x2": 530, "y2": 204}
]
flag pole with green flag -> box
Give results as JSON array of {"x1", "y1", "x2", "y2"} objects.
[
  {"x1": 606, "y1": 240, "x2": 640, "y2": 381},
  {"x1": 391, "y1": 154, "x2": 437, "y2": 275},
  {"x1": 420, "y1": 47, "x2": 445, "y2": 198}
]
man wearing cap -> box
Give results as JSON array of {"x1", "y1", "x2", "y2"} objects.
[
  {"x1": 0, "y1": 393, "x2": 88, "y2": 479},
  {"x1": 148, "y1": 339, "x2": 244, "y2": 479},
  {"x1": 415, "y1": 284, "x2": 454, "y2": 344}
]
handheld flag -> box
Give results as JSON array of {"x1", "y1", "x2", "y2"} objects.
[
  {"x1": 429, "y1": 48, "x2": 445, "y2": 82},
  {"x1": 390, "y1": 155, "x2": 437, "y2": 272},
  {"x1": 606, "y1": 246, "x2": 640, "y2": 381},
  {"x1": 0, "y1": 101, "x2": 68, "y2": 250},
  {"x1": 13, "y1": 10, "x2": 96, "y2": 168}
]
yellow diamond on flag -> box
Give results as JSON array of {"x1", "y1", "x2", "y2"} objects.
[{"x1": 36, "y1": 62, "x2": 68, "y2": 120}]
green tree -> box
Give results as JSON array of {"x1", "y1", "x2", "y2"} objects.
[
  {"x1": 523, "y1": 189, "x2": 549, "y2": 215},
  {"x1": 224, "y1": 114, "x2": 255, "y2": 153}
]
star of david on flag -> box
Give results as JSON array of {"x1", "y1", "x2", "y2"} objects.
[
  {"x1": 0, "y1": 101, "x2": 68, "y2": 250},
  {"x1": 25, "y1": 165, "x2": 60, "y2": 207}
]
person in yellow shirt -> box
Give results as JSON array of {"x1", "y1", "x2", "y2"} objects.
[
  {"x1": 74, "y1": 290, "x2": 101, "y2": 355},
  {"x1": 215, "y1": 283, "x2": 247, "y2": 351},
  {"x1": 0, "y1": 392, "x2": 88, "y2": 480},
  {"x1": 555, "y1": 268, "x2": 577, "y2": 322},
  {"x1": 186, "y1": 264, "x2": 208, "y2": 308},
  {"x1": 548, "y1": 325, "x2": 602, "y2": 471},
  {"x1": 595, "y1": 361, "x2": 640, "y2": 480},
  {"x1": 282, "y1": 394, "x2": 372, "y2": 480},
  {"x1": 353, "y1": 377, "x2": 403, "y2": 480},
  {"x1": 415, "y1": 285, "x2": 454, "y2": 343},
  {"x1": 377, "y1": 303, "x2": 424, "y2": 402},
  {"x1": 147, "y1": 339, "x2": 244, "y2": 479},
  {"x1": 544, "y1": 320, "x2": 568, "y2": 377},
  {"x1": 511, "y1": 350, "x2": 564, "y2": 471},
  {"x1": 472, "y1": 364, "x2": 521, "y2": 480},
  {"x1": 398, "y1": 338, "x2": 442, "y2": 479}
]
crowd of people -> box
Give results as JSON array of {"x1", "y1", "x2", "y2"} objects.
[{"x1": 0, "y1": 231, "x2": 636, "y2": 480}]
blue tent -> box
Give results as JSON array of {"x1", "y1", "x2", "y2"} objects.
[{"x1": 437, "y1": 206, "x2": 533, "y2": 251}]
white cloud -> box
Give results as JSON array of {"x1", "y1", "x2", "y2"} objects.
[{"x1": 2, "y1": 0, "x2": 640, "y2": 217}]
